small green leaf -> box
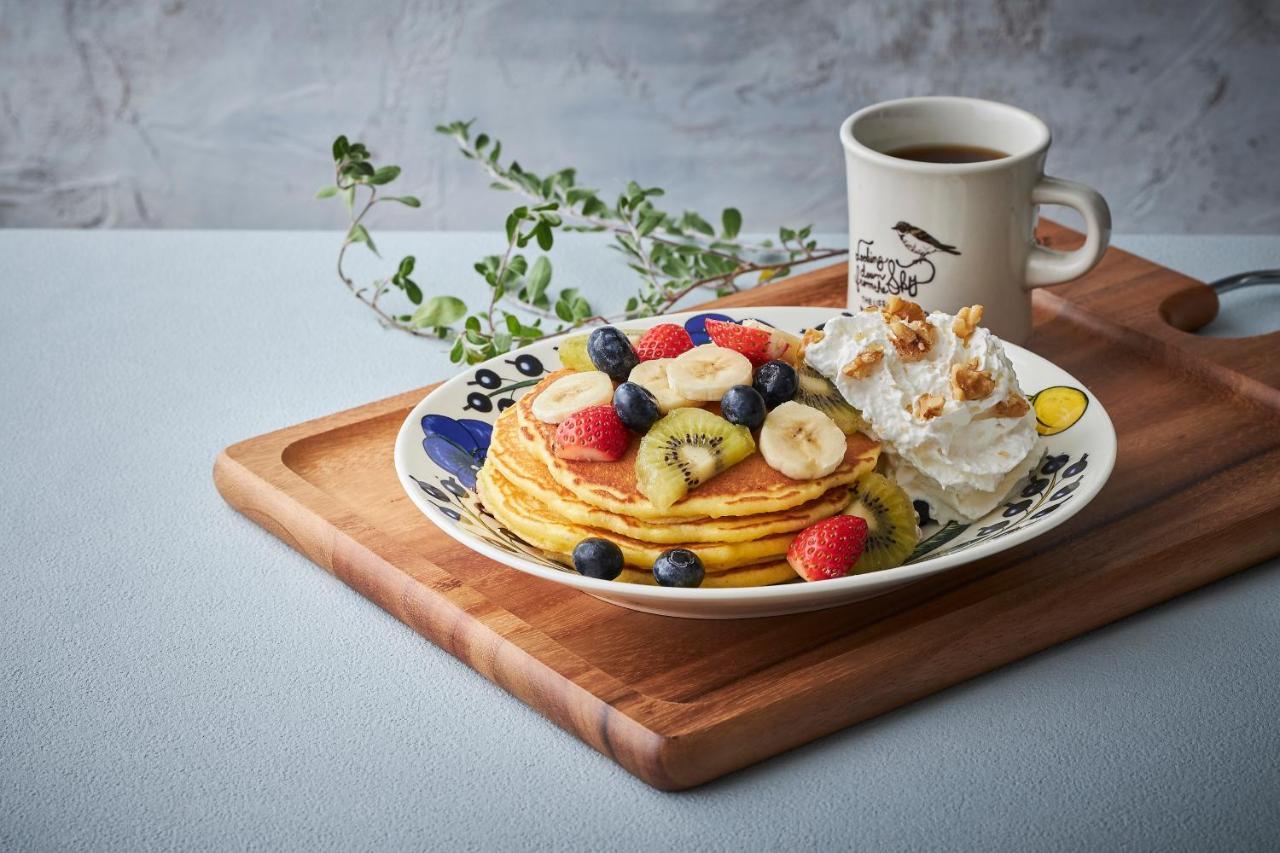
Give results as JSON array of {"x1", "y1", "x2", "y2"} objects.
[
  {"x1": 721, "y1": 208, "x2": 742, "y2": 238},
  {"x1": 315, "y1": 185, "x2": 339, "y2": 199},
  {"x1": 505, "y1": 208, "x2": 529, "y2": 244},
  {"x1": 637, "y1": 211, "x2": 663, "y2": 237},
  {"x1": 370, "y1": 165, "x2": 401, "y2": 185},
  {"x1": 565, "y1": 187, "x2": 597, "y2": 205},
  {"x1": 411, "y1": 296, "x2": 468, "y2": 328},
  {"x1": 685, "y1": 212, "x2": 715, "y2": 237},
  {"x1": 535, "y1": 222, "x2": 553, "y2": 251},
  {"x1": 332, "y1": 135, "x2": 349, "y2": 161},
  {"x1": 403, "y1": 280, "x2": 423, "y2": 305},
  {"x1": 525, "y1": 256, "x2": 551, "y2": 299},
  {"x1": 398, "y1": 256, "x2": 415, "y2": 277},
  {"x1": 387, "y1": 195, "x2": 421, "y2": 207},
  {"x1": 348, "y1": 224, "x2": 379, "y2": 257},
  {"x1": 615, "y1": 233, "x2": 642, "y2": 258}
]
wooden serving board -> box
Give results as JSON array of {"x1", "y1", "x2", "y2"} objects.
[{"x1": 214, "y1": 222, "x2": 1280, "y2": 790}]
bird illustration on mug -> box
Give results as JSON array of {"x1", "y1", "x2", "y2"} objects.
[{"x1": 892, "y1": 221, "x2": 962, "y2": 259}]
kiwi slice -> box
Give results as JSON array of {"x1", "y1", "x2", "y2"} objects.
[
  {"x1": 844, "y1": 472, "x2": 919, "y2": 572},
  {"x1": 557, "y1": 335, "x2": 593, "y2": 371},
  {"x1": 636, "y1": 408, "x2": 756, "y2": 511},
  {"x1": 796, "y1": 365, "x2": 869, "y2": 435},
  {"x1": 558, "y1": 329, "x2": 644, "y2": 372}
]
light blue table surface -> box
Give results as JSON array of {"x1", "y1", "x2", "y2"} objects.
[{"x1": 2, "y1": 230, "x2": 1278, "y2": 853}]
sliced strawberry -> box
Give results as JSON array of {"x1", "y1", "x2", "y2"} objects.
[
  {"x1": 787, "y1": 515, "x2": 869, "y2": 581},
  {"x1": 704, "y1": 318, "x2": 772, "y2": 366},
  {"x1": 554, "y1": 405, "x2": 630, "y2": 462},
  {"x1": 634, "y1": 324, "x2": 695, "y2": 361},
  {"x1": 742, "y1": 319, "x2": 803, "y2": 365}
]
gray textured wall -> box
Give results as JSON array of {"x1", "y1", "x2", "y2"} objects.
[{"x1": 2, "y1": 0, "x2": 1277, "y2": 233}]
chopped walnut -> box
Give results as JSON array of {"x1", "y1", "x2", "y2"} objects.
[
  {"x1": 912, "y1": 393, "x2": 945, "y2": 420},
  {"x1": 991, "y1": 394, "x2": 1031, "y2": 418},
  {"x1": 841, "y1": 344, "x2": 885, "y2": 379},
  {"x1": 883, "y1": 295, "x2": 927, "y2": 324},
  {"x1": 953, "y1": 304, "x2": 985, "y2": 342},
  {"x1": 950, "y1": 359, "x2": 996, "y2": 401},
  {"x1": 799, "y1": 328, "x2": 825, "y2": 358},
  {"x1": 887, "y1": 318, "x2": 935, "y2": 361}
]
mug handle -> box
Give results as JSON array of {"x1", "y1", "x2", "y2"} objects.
[{"x1": 1024, "y1": 176, "x2": 1112, "y2": 287}]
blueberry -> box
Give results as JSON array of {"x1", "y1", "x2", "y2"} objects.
[
  {"x1": 572, "y1": 538, "x2": 624, "y2": 581},
  {"x1": 913, "y1": 499, "x2": 934, "y2": 527},
  {"x1": 613, "y1": 382, "x2": 661, "y2": 433},
  {"x1": 652, "y1": 548, "x2": 705, "y2": 588},
  {"x1": 720, "y1": 385, "x2": 766, "y2": 430},
  {"x1": 753, "y1": 360, "x2": 798, "y2": 408},
  {"x1": 587, "y1": 327, "x2": 639, "y2": 381}
]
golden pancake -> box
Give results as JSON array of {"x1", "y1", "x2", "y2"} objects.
[
  {"x1": 517, "y1": 370, "x2": 880, "y2": 519},
  {"x1": 615, "y1": 561, "x2": 799, "y2": 588},
  {"x1": 478, "y1": 465, "x2": 795, "y2": 571},
  {"x1": 485, "y1": 404, "x2": 853, "y2": 543}
]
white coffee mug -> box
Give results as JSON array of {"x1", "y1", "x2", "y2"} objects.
[{"x1": 839, "y1": 96, "x2": 1111, "y2": 344}]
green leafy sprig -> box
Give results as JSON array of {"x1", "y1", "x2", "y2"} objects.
[{"x1": 318, "y1": 125, "x2": 849, "y2": 363}]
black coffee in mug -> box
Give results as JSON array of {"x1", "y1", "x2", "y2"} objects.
[{"x1": 886, "y1": 144, "x2": 1008, "y2": 164}]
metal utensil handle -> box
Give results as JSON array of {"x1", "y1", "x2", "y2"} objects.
[{"x1": 1209, "y1": 269, "x2": 1280, "y2": 294}]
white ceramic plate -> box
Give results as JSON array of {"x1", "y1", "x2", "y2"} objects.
[{"x1": 393, "y1": 307, "x2": 1116, "y2": 619}]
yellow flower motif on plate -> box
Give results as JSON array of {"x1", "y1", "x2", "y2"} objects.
[{"x1": 1032, "y1": 386, "x2": 1088, "y2": 436}]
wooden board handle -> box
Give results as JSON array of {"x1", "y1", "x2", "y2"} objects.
[{"x1": 1035, "y1": 223, "x2": 1280, "y2": 407}]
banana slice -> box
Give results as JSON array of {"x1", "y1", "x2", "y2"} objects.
[
  {"x1": 629, "y1": 359, "x2": 699, "y2": 413},
  {"x1": 530, "y1": 371, "x2": 614, "y2": 424},
  {"x1": 759, "y1": 401, "x2": 847, "y2": 480},
  {"x1": 667, "y1": 345, "x2": 753, "y2": 402}
]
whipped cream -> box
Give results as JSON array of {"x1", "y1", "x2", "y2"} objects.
[{"x1": 805, "y1": 310, "x2": 1040, "y2": 523}]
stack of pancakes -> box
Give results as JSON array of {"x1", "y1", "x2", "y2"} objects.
[{"x1": 477, "y1": 371, "x2": 881, "y2": 587}]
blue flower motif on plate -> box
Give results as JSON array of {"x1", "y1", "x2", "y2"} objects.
[{"x1": 421, "y1": 414, "x2": 492, "y2": 491}]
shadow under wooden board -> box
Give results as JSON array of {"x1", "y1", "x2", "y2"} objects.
[{"x1": 215, "y1": 222, "x2": 1280, "y2": 790}]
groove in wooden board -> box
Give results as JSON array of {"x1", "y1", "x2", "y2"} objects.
[{"x1": 215, "y1": 221, "x2": 1280, "y2": 789}]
